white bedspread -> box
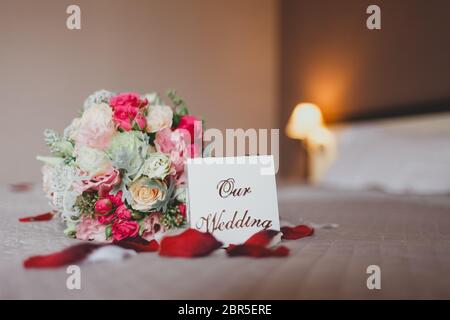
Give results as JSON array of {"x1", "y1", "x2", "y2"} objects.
[{"x1": 1, "y1": 184, "x2": 450, "y2": 299}]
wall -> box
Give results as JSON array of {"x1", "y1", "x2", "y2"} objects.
[
  {"x1": 0, "y1": 0, "x2": 279, "y2": 183},
  {"x1": 279, "y1": 0, "x2": 450, "y2": 178}
]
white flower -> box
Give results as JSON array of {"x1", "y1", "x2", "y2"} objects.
[
  {"x1": 83, "y1": 90, "x2": 115, "y2": 111},
  {"x1": 75, "y1": 103, "x2": 115, "y2": 150},
  {"x1": 136, "y1": 152, "x2": 173, "y2": 180},
  {"x1": 173, "y1": 185, "x2": 186, "y2": 202},
  {"x1": 143, "y1": 92, "x2": 161, "y2": 106},
  {"x1": 76, "y1": 146, "x2": 112, "y2": 177},
  {"x1": 63, "y1": 118, "x2": 81, "y2": 140},
  {"x1": 145, "y1": 105, "x2": 173, "y2": 133},
  {"x1": 40, "y1": 163, "x2": 82, "y2": 221}
]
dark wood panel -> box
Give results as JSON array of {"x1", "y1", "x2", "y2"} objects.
[{"x1": 335, "y1": 97, "x2": 450, "y2": 123}]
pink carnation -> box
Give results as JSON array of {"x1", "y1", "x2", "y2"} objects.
[
  {"x1": 116, "y1": 204, "x2": 132, "y2": 220},
  {"x1": 141, "y1": 213, "x2": 165, "y2": 242},
  {"x1": 106, "y1": 191, "x2": 124, "y2": 207},
  {"x1": 75, "y1": 103, "x2": 115, "y2": 150},
  {"x1": 76, "y1": 217, "x2": 109, "y2": 242},
  {"x1": 155, "y1": 128, "x2": 202, "y2": 173},
  {"x1": 74, "y1": 168, "x2": 121, "y2": 198},
  {"x1": 110, "y1": 93, "x2": 147, "y2": 131},
  {"x1": 97, "y1": 213, "x2": 115, "y2": 225}
]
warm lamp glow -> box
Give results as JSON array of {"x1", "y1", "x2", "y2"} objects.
[{"x1": 286, "y1": 103, "x2": 323, "y2": 139}]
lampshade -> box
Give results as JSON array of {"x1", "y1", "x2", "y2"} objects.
[{"x1": 285, "y1": 103, "x2": 323, "y2": 139}]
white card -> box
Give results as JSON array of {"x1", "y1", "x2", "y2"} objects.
[{"x1": 186, "y1": 155, "x2": 280, "y2": 246}]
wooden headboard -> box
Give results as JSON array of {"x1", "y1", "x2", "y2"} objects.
[{"x1": 339, "y1": 98, "x2": 450, "y2": 123}]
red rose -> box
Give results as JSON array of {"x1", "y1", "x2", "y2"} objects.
[{"x1": 112, "y1": 220, "x2": 139, "y2": 241}]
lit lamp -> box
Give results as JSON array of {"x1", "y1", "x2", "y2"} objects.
[
  {"x1": 285, "y1": 103, "x2": 335, "y2": 183},
  {"x1": 286, "y1": 103, "x2": 323, "y2": 139}
]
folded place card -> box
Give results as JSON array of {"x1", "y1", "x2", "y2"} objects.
[{"x1": 186, "y1": 155, "x2": 280, "y2": 246}]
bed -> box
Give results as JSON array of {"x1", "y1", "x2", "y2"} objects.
[
  {"x1": 1, "y1": 109, "x2": 450, "y2": 300},
  {"x1": 0, "y1": 184, "x2": 449, "y2": 299}
]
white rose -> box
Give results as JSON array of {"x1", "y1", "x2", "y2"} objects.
[
  {"x1": 75, "y1": 103, "x2": 115, "y2": 150},
  {"x1": 76, "y1": 146, "x2": 112, "y2": 177},
  {"x1": 145, "y1": 105, "x2": 173, "y2": 133},
  {"x1": 136, "y1": 152, "x2": 173, "y2": 180}
]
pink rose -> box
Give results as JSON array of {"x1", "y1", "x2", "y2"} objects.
[
  {"x1": 112, "y1": 220, "x2": 139, "y2": 241},
  {"x1": 76, "y1": 217, "x2": 108, "y2": 242},
  {"x1": 116, "y1": 204, "x2": 132, "y2": 220},
  {"x1": 95, "y1": 198, "x2": 113, "y2": 215},
  {"x1": 75, "y1": 168, "x2": 121, "y2": 198},
  {"x1": 141, "y1": 213, "x2": 165, "y2": 241},
  {"x1": 110, "y1": 93, "x2": 147, "y2": 131}
]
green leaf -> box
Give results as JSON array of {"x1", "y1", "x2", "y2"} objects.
[
  {"x1": 105, "y1": 225, "x2": 112, "y2": 240},
  {"x1": 166, "y1": 89, "x2": 190, "y2": 116},
  {"x1": 131, "y1": 211, "x2": 144, "y2": 220},
  {"x1": 138, "y1": 220, "x2": 146, "y2": 237},
  {"x1": 147, "y1": 132, "x2": 156, "y2": 145}
]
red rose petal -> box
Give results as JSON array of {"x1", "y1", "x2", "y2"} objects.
[
  {"x1": 227, "y1": 244, "x2": 289, "y2": 258},
  {"x1": 281, "y1": 225, "x2": 314, "y2": 240},
  {"x1": 244, "y1": 229, "x2": 280, "y2": 246},
  {"x1": 10, "y1": 183, "x2": 33, "y2": 193},
  {"x1": 114, "y1": 238, "x2": 159, "y2": 252},
  {"x1": 159, "y1": 229, "x2": 222, "y2": 258},
  {"x1": 19, "y1": 212, "x2": 54, "y2": 222},
  {"x1": 23, "y1": 243, "x2": 103, "y2": 269}
]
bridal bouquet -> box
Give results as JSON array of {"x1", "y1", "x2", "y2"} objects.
[{"x1": 37, "y1": 90, "x2": 202, "y2": 243}]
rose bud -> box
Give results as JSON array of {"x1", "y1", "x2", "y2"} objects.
[
  {"x1": 134, "y1": 113, "x2": 147, "y2": 131},
  {"x1": 95, "y1": 198, "x2": 113, "y2": 215},
  {"x1": 178, "y1": 203, "x2": 187, "y2": 219}
]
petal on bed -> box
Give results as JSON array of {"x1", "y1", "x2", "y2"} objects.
[
  {"x1": 227, "y1": 244, "x2": 289, "y2": 258},
  {"x1": 281, "y1": 224, "x2": 314, "y2": 240},
  {"x1": 10, "y1": 182, "x2": 34, "y2": 192},
  {"x1": 19, "y1": 212, "x2": 54, "y2": 222},
  {"x1": 23, "y1": 243, "x2": 103, "y2": 269},
  {"x1": 114, "y1": 238, "x2": 159, "y2": 252},
  {"x1": 159, "y1": 229, "x2": 222, "y2": 258},
  {"x1": 243, "y1": 229, "x2": 282, "y2": 247}
]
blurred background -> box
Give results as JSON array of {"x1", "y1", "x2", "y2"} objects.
[{"x1": 1, "y1": 0, "x2": 449, "y2": 190}]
